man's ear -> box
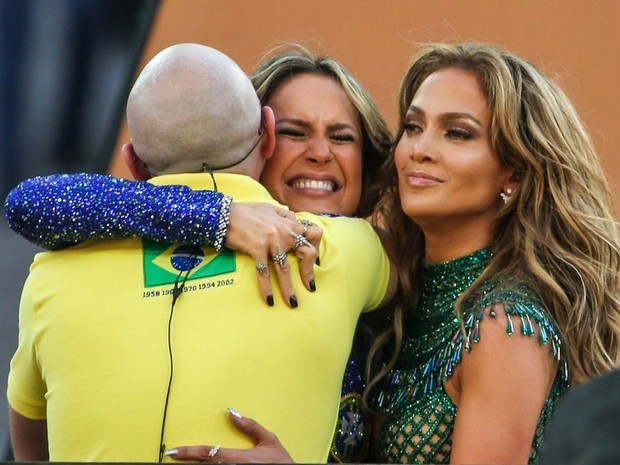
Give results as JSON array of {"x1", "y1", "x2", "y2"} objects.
[
  {"x1": 258, "y1": 106, "x2": 276, "y2": 162},
  {"x1": 122, "y1": 143, "x2": 152, "y2": 181}
]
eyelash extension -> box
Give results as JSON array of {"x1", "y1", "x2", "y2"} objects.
[
  {"x1": 332, "y1": 134, "x2": 355, "y2": 142},
  {"x1": 446, "y1": 128, "x2": 473, "y2": 140},
  {"x1": 276, "y1": 128, "x2": 304, "y2": 136},
  {"x1": 402, "y1": 122, "x2": 420, "y2": 133}
]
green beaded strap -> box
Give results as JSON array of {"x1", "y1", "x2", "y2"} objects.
[{"x1": 374, "y1": 291, "x2": 569, "y2": 412}]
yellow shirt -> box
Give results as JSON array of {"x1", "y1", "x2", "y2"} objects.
[{"x1": 7, "y1": 173, "x2": 390, "y2": 462}]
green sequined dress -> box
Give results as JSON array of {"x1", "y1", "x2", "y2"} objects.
[{"x1": 373, "y1": 248, "x2": 569, "y2": 464}]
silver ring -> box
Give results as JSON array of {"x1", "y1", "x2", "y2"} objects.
[
  {"x1": 255, "y1": 261, "x2": 268, "y2": 275},
  {"x1": 208, "y1": 445, "x2": 221, "y2": 458},
  {"x1": 299, "y1": 219, "x2": 314, "y2": 236},
  {"x1": 272, "y1": 248, "x2": 288, "y2": 268},
  {"x1": 291, "y1": 232, "x2": 312, "y2": 250}
]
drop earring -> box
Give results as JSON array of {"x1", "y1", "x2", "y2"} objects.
[{"x1": 500, "y1": 188, "x2": 513, "y2": 204}]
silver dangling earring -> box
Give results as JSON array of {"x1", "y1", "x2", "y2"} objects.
[{"x1": 500, "y1": 188, "x2": 513, "y2": 204}]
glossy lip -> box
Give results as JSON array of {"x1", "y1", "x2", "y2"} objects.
[
  {"x1": 403, "y1": 169, "x2": 443, "y2": 186},
  {"x1": 286, "y1": 173, "x2": 342, "y2": 193}
]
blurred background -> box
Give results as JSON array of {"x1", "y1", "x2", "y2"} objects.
[{"x1": 1, "y1": 0, "x2": 619, "y2": 459}]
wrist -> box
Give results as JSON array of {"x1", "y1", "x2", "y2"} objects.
[{"x1": 214, "y1": 195, "x2": 232, "y2": 251}]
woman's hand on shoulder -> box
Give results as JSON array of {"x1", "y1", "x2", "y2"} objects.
[
  {"x1": 227, "y1": 202, "x2": 322, "y2": 308},
  {"x1": 164, "y1": 409, "x2": 294, "y2": 463}
]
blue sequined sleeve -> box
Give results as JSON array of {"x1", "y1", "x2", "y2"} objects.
[{"x1": 4, "y1": 173, "x2": 232, "y2": 250}]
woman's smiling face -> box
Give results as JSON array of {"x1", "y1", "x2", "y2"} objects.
[
  {"x1": 395, "y1": 67, "x2": 512, "y2": 233},
  {"x1": 259, "y1": 73, "x2": 363, "y2": 216}
]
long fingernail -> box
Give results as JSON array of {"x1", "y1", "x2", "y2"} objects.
[
  {"x1": 290, "y1": 295, "x2": 298, "y2": 308},
  {"x1": 267, "y1": 295, "x2": 274, "y2": 306},
  {"x1": 164, "y1": 449, "x2": 178, "y2": 457},
  {"x1": 227, "y1": 407, "x2": 244, "y2": 419},
  {"x1": 309, "y1": 279, "x2": 316, "y2": 292},
  {"x1": 315, "y1": 257, "x2": 321, "y2": 266}
]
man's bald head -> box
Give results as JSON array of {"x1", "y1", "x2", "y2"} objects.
[{"x1": 127, "y1": 43, "x2": 263, "y2": 175}]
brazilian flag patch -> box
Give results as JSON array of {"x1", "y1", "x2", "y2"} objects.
[{"x1": 142, "y1": 239, "x2": 236, "y2": 287}]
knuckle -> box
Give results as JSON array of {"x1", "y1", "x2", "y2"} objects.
[{"x1": 264, "y1": 228, "x2": 279, "y2": 241}]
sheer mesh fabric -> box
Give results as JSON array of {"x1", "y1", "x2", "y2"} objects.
[
  {"x1": 381, "y1": 389, "x2": 455, "y2": 464},
  {"x1": 374, "y1": 249, "x2": 569, "y2": 464}
]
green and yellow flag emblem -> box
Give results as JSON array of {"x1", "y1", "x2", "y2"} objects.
[{"x1": 142, "y1": 239, "x2": 236, "y2": 287}]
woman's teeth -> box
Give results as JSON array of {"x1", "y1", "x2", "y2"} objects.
[{"x1": 290, "y1": 179, "x2": 336, "y2": 192}]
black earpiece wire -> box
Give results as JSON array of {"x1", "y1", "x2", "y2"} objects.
[{"x1": 157, "y1": 264, "x2": 193, "y2": 462}]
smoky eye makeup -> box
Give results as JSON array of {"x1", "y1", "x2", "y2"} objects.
[
  {"x1": 402, "y1": 115, "x2": 423, "y2": 134},
  {"x1": 446, "y1": 126, "x2": 475, "y2": 140}
]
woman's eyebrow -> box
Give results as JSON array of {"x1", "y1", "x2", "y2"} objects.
[
  {"x1": 408, "y1": 105, "x2": 482, "y2": 127},
  {"x1": 275, "y1": 117, "x2": 310, "y2": 127},
  {"x1": 439, "y1": 112, "x2": 482, "y2": 127}
]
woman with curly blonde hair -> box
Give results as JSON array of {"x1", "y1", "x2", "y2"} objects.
[{"x1": 367, "y1": 42, "x2": 620, "y2": 464}]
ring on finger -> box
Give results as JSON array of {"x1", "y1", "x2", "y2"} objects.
[
  {"x1": 208, "y1": 445, "x2": 220, "y2": 458},
  {"x1": 272, "y1": 248, "x2": 288, "y2": 268},
  {"x1": 299, "y1": 219, "x2": 314, "y2": 236},
  {"x1": 255, "y1": 260, "x2": 268, "y2": 276},
  {"x1": 291, "y1": 232, "x2": 312, "y2": 250}
]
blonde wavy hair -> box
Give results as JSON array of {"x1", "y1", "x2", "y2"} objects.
[
  {"x1": 250, "y1": 43, "x2": 392, "y2": 217},
  {"x1": 367, "y1": 42, "x2": 620, "y2": 394}
]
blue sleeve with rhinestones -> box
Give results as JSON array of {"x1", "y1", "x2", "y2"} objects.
[{"x1": 4, "y1": 173, "x2": 231, "y2": 250}]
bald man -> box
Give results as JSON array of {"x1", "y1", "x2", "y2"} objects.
[{"x1": 7, "y1": 44, "x2": 395, "y2": 462}]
